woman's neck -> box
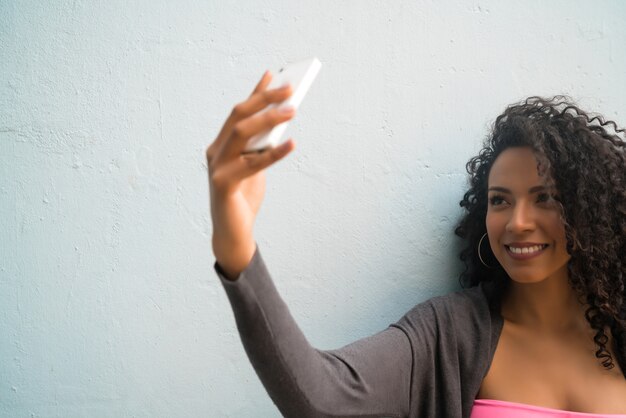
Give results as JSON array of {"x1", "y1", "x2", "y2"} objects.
[{"x1": 501, "y1": 269, "x2": 589, "y2": 334}]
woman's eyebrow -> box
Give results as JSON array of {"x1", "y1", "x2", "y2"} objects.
[{"x1": 487, "y1": 185, "x2": 547, "y2": 194}]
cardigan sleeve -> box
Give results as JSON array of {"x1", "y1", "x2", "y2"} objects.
[{"x1": 215, "y1": 244, "x2": 413, "y2": 418}]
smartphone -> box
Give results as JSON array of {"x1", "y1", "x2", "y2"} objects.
[{"x1": 243, "y1": 57, "x2": 322, "y2": 153}]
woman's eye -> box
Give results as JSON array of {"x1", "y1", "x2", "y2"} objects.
[
  {"x1": 537, "y1": 193, "x2": 553, "y2": 204},
  {"x1": 489, "y1": 195, "x2": 505, "y2": 206}
]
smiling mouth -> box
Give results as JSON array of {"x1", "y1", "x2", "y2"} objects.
[
  {"x1": 504, "y1": 244, "x2": 549, "y2": 259},
  {"x1": 505, "y1": 244, "x2": 548, "y2": 254}
]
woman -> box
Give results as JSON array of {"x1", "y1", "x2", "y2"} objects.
[{"x1": 207, "y1": 71, "x2": 626, "y2": 417}]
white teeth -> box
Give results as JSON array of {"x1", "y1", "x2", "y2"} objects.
[{"x1": 508, "y1": 245, "x2": 545, "y2": 255}]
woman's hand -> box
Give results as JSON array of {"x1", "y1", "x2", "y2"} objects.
[{"x1": 207, "y1": 71, "x2": 296, "y2": 280}]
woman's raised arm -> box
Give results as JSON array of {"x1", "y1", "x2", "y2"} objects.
[
  {"x1": 215, "y1": 245, "x2": 413, "y2": 417},
  {"x1": 208, "y1": 73, "x2": 413, "y2": 417},
  {"x1": 207, "y1": 71, "x2": 296, "y2": 280}
]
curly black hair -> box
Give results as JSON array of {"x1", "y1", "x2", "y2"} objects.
[{"x1": 454, "y1": 96, "x2": 626, "y2": 375}]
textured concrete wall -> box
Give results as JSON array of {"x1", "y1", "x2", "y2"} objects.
[{"x1": 1, "y1": 1, "x2": 625, "y2": 417}]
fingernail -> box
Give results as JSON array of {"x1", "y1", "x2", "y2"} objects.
[
  {"x1": 278, "y1": 83, "x2": 291, "y2": 91},
  {"x1": 279, "y1": 140, "x2": 293, "y2": 151},
  {"x1": 278, "y1": 105, "x2": 295, "y2": 114}
]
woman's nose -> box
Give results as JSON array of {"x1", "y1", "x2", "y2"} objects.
[{"x1": 506, "y1": 202, "x2": 536, "y2": 233}]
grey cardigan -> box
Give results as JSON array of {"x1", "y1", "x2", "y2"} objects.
[{"x1": 215, "y1": 245, "x2": 504, "y2": 418}]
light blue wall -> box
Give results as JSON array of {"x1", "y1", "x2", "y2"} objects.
[{"x1": 1, "y1": 1, "x2": 625, "y2": 417}]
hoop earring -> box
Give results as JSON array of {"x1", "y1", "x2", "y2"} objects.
[{"x1": 478, "y1": 233, "x2": 497, "y2": 269}]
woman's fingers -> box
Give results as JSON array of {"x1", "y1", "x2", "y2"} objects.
[
  {"x1": 207, "y1": 71, "x2": 296, "y2": 190},
  {"x1": 211, "y1": 71, "x2": 273, "y2": 151},
  {"x1": 210, "y1": 139, "x2": 295, "y2": 195},
  {"x1": 233, "y1": 139, "x2": 296, "y2": 182},
  {"x1": 251, "y1": 70, "x2": 272, "y2": 95},
  {"x1": 212, "y1": 83, "x2": 293, "y2": 153},
  {"x1": 221, "y1": 105, "x2": 296, "y2": 158},
  {"x1": 230, "y1": 84, "x2": 292, "y2": 125}
]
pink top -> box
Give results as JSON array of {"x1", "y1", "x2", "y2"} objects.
[{"x1": 471, "y1": 399, "x2": 626, "y2": 418}]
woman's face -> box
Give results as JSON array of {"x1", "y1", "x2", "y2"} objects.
[{"x1": 486, "y1": 147, "x2": 571, "y2": 284}]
